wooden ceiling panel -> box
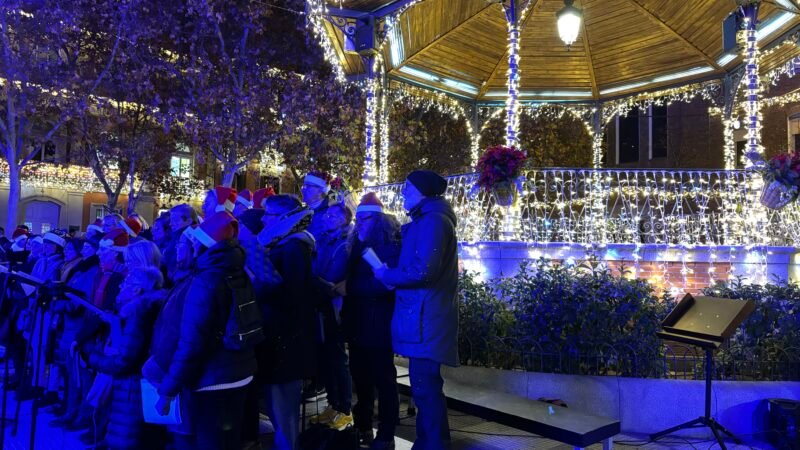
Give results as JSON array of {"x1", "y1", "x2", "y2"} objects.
[{"x1": 326, "y1": 0, "x2": 399, "y2": 12}]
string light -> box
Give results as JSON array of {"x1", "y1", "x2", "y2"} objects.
[
  {"x1": 305, "y1": 0, "x2": 348, "y2": 83},
  {"x1": 379, "y1": 74, "x2": 390, "y2": 184},
  {"x1": 0, "y1": 161, "x2": 106, "y2": 193},
  {"x1": 741, "y1": 14, "x2": 765, "y2": 168},
  {"x1": 363, "y1": 60, "x2": 378, "y2": 185}
]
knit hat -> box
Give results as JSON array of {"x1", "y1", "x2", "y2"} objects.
[
  {"x1": 407, "y1": 170, "x2": 448, "y2": 197},
  {"x1": 43, "y1": 231, "x2": 66, "y2": 248},
  {"x1": 238, "y1": 208, "x2": 265, "y2": 235},
  {"x1": 236, "y1": 189, "x2": 253, "y2": 208},
  {"x1": 194, "y1": 212, "x2": 238, "y2": 248},
  {"x1": 120, "y1": 216, "x2": 142, "y2": 238},
  {"x1": 304, "y1": 171, "x2": 331, "y2": 193},
  {"x1": 215, "y1": 186, "x2": 238, "y2": 213},
  {"x1": 87, "y1": 219, "x2": 103, "y2": 235},
  {"x1": 253, "y1": 187, "x2": 276, "y2": 209},
  {"x1": 357, "y1": 192, "x2": 384, "y2": 214},
  {"x1": 99, "y1": 228, "x2": 129, "y2": 252}
]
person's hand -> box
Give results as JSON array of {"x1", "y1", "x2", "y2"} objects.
[
  {"x1": 333, "y1": 280, "x2": 347, "y2": 297},
  {"x1": 373, "y1": 263, "x2": 388, "y2": 281},
  {"x1": 155, "y1": 395, "x2": 174, "y2": 416}
]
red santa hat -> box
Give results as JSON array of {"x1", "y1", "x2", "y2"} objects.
[
  {"x1": 304, "y1": 171, "x2": 331, "y2": 193},
  {"x1": 11, "y1": 228, "x2": 29, "y2": 252},
  {"x1": 87, "y1": 219, "x2": 103, "y2": 235},
  {"x1": 43, "y1": 231, "x2": 66, "y2": 248},
  {"x1": 215, "y1": 186, "x2": 238, "y2": 213},
  {"x1": 194, "y1": 212, "x2": 238, "y2": 249},
  {"x1": 99, "y1": 228, "x2": 130, "y2": 252},
  {"x1": 120, "y1": 216, "x2": 142, "y2": 238},
  {"x1": 357, "y1": 192, "x2": 384, "y2": 214},
  {"x1": 236, "y1": 189, "x2": 253, "y2": 208},
  {"x1": 253, "y1": 187, "x2": 276, "y2": 209}
]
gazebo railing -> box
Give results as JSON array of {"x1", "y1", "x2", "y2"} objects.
[{"x1": 369, "y1": 168, "x2": 800, "y2": 246}]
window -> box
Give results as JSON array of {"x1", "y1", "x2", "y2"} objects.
[
  {"x1": 40, "y1": 223, "x2": 51, "y2": 234},
  {"x1": 170, "y1": 155, "x2": 193, "y2": 178},
  {"x1": 617, "y1": 109, "x2": 640, "y2": 164},
  {"x1": 650, "y1": 105, "x2": 668, "y2": 159}
]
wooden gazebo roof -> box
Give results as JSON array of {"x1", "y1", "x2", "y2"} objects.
[{"x1": 321, "y1": 0, "x2": 800, "y2": 102}]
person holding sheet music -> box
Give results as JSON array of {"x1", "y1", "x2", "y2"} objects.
[
  {"x1": 341, "y1": 192, "x2": 402, "y2": 449},
  {"x1": 88, "y1": 268, "x2": 167, "y2": 450},
  {"x1": 373, "y1": 170, "x2": 460, "y2": 450}
]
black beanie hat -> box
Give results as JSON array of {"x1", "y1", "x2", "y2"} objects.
[
  {"x1": 238, "y1": 208, "x2": 265, "y2": 235},
  {"x1": 407, "y1": 170, "x2": 447, "y2": 197}
]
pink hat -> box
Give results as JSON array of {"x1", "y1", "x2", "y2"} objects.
[
  {"x1": 194, "y1": 212, "x2": 238, "y2": 248},
  {"x1": 357, "y1": 192, "x2": 384, "y2": 214},
  {"x1": 236, "y1": 189, "x2": 253, "y2": 208},
  {"x1": 215, "y1": 186, "x2": 238, "y2": 213},
  {"x1": 99, "y1": 228, "x2": 129, "y2": 252},
  {"x1": 253, "y1": 187, "x2": 276, "y2": 209},
  {"x1": 120, "y1": 216, "x2": 142, "y2": 238}
]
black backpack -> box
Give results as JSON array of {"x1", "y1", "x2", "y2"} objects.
[{"x1": 221, "y1": 273, "x2": 264, "y2": 351}]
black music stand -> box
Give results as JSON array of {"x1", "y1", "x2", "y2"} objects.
[{"x1": 650, "y1": 293, "x2": 755, "y2": 450}]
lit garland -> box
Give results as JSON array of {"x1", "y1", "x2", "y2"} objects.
[
  {"x1": 388, "y1": 82, "x2": 479, "y2": 164},
  {"x1": 305, "y1": 0, "x2": 348, "y2": 83},
  {"x1": 363, "y1": 61, "x2": 378, "y2": 185},
  {"x1": 741, "y1": 11, "x2": 764, "y2": 168},
  {"x1": 601, "y1": 81, "x2": 723, "y2": 124},
  {"x1": 0, "y1": 161, "x2": 106, "y2": 193},
  {"x1": 504, "y1": 3, "x2": 521, "y2": 148},
  {"x1": 379, "y1": 75, "x2": 390, "y2": 184}
]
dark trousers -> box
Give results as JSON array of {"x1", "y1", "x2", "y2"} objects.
[
  {"x1": 318, "y1": 331, "x2": 352, "y2": 414},
  {"x1": 262, "y1": 380, "x2": 303, "y2": 450},
  {"x1": 350, "y1": 345, "x2": 399, "y2": 442},
  {"x1": 409, "y1": 358, "x2": 451, "y2": 450},
  {"x1": 173, "y1": 385, "x2": 248, "y2": 450}
]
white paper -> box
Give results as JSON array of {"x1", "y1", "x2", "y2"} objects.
[
  {"x1": 140, "y1": 378, "x2": 182, "y2": 425},
  {"x1": 362, "y1": 247, "x2": 383, "y2": 270}
]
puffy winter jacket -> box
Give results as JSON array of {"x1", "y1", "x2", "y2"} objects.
[
  {"x1": 142, "y1": 270, "x2": 192, "y2": 386},
  {"x1": 158, "y1": 239, "x2": 257, "y2": 397},
  {"x1": 255, "y1": 233, "x2": 317, "y2": 384},
  {"x1": 342, "y1": 239, "x2": 400, "y2": 349},
  {"x1": 89, "y1": 290, "x2": 166, "y2": 450},
  {"x1": 383, "y1": 196, "x2": 460, "y2": 367}
]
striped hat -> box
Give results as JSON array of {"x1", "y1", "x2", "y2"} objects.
[{"x1": 356, "y1": 192, "x2": 384, "y2": 214}]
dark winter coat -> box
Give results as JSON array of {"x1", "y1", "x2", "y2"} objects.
[
  {"x1": 89, "y1": 290, "x2": 166, "y2": 450},
  {"x1": 158, "y1": 239, "x2": 257, "y2": 397},
  {"x1": 383, "y1": 196, "x2": 460, "y2": 367},
  {"x1": 255, "y1": 232, "x2": 317, "y2": 384},
  {"x1": 74, "y1": 268, "x2": 124, "y2": 355},
  {"x1": 142, "y1": 270, "x2": 192, "y2": 386},
  {"x1": 342, "y1": 239, "x2": 400, "y2": 349}
]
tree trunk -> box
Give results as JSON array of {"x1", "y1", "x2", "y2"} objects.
[
  {"x1": 6, "y1": 162, "x2": 21, "y2": 237},
  {"x1": 106, "y1": 193, "x2": 119, "y2": 213},
  {"x1": 221, "y1": 164, "x2": 236, "y2": 188},
  {"x1": 127, "y1": 194, "x2": 137, "y2": 216}
]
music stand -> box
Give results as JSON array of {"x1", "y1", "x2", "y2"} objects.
[{"x1": 650, "y1": 293, "x2": 755, "y2": 450}]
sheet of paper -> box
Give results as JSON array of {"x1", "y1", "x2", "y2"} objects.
[
  {"x1": 362, "y1": 247, "x2": 383, "y2": 270},
  {"x1": 140, "y1": 378, "x2": 182, "y2": 425}
]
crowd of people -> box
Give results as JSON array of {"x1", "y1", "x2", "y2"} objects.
[{"x1": 0, "y1": 169, "x2": 459, "y2": 450}]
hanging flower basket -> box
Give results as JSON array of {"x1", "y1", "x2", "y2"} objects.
[
  {"x1": 493, "y1": 181, "x2": 517, "y2": 207},
  {"x1": 759, "y1": 151, "x2": 800, "y2": 210},
  {"x1": 476, "y1": 145, "x2": 527, "y2": 207}
]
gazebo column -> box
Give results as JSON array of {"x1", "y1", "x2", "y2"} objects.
[
  {"x1": 503, "y1": 1, "x2": 521, "y2": 148},
  {"x1": 362, "y1": 55, "x2": 378, "y2": 185},
  {"x1": 379, "y1": 69, "x2": 389, "y2": 184},
  {"x1": 741, "y1": 3, "x2": 763, "y2": 168},
  {"x1": 591, "y1": 106, "x2": 604, "y2": 168},
  {"x1": 722, "y1": 70, "x2": 744, "y2": 170}
]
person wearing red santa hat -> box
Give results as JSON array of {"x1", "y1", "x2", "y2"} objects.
[
  {"x1": 302, "y1": 171, "x2": 332, "y2": 241},
  {"x1": 120, "y1": 216, "x2": 143, "y2": 239},
  {"x1": 233, "y1": 189, "x2": 253, "y2": 217},
  {"x1": 85, "y1": 219, "x2": 104, "y2": 242},
  {"x1": 155, "y1": 211, "x2": 256, "y2": 450},
  {"x1": 252, "y1": 187, "x2": 276, "y2": 210},
  {"x1": 202, "y1": 186, "x2": 238, "y2": 219},
  {"x1": 341, "y1": 192, "x2": 402, "y2": 448}
]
